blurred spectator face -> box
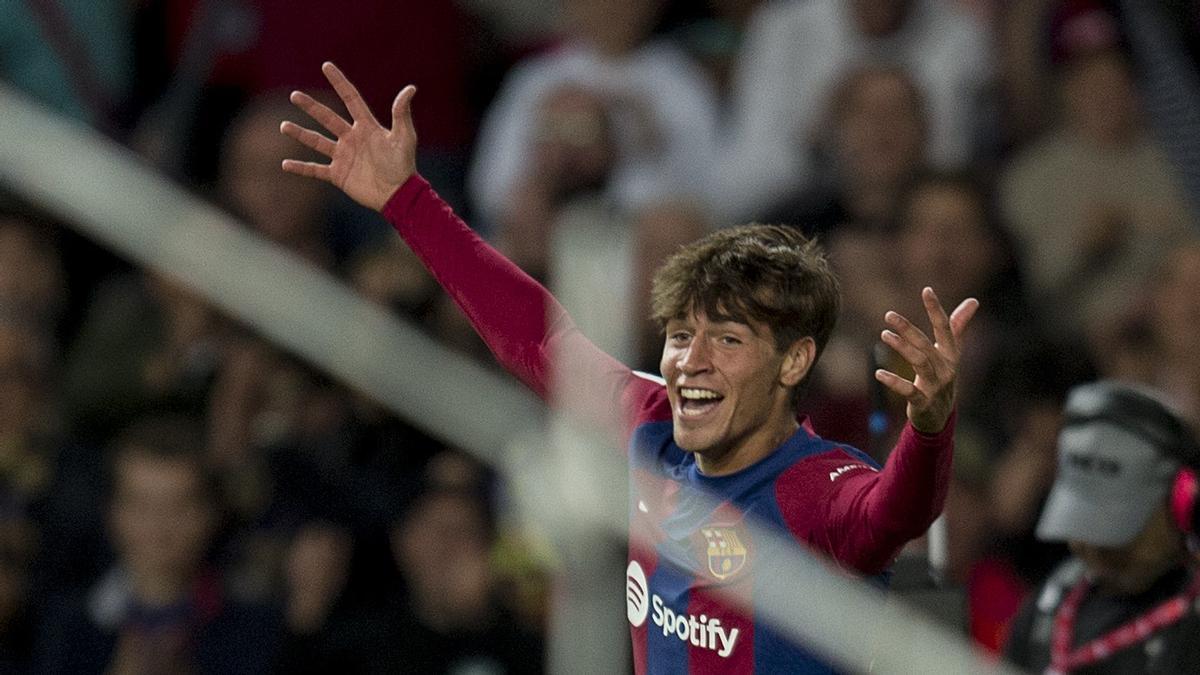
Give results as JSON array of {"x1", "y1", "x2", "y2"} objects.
[
  {"x1": 1061, "y1": 50, "x2": 1139, "y2": 145},
  {"x1": 0, "y1": 367, "x2": 41, "y2": 441},
  {"x1": 219, "y1": 97, "x2": 328, "y2": 252},
  {"x1": 393, "y1": 489, "x2": 492, "y2": 628},
  {"x1": 898, "y1": 181, "x2": 999, "y2": 304},
  {"x1": 283, "y1": 522, "x2": 353, "y2": 633},
  {"x1": 285, "y1": 523, "x2": 351, "y2": 598},
  {"x1": 146, "y1": 271, "x2": 217, "y2": 342},
  {"x1": 0, "y1": 320, "x2": 47, "y2": 372},
  {"x1": 533, "y1": 86, "x2": 616, "y2": 196},
  {"x1": 563, "y1": 0, "x2": 663, "y2": 54},
  {"x1": 848, "y1": 0, "x2": 915, "y2": 37},
  {"x1": 1069, "y1": 507, "x2": 1183, "y2": 595},
  {"x1": 0, "y1": 218, "x2": 66, "y2": 325},
  {"x1": 110, "y1": 450, "x2": 216, "y2": 586},
  {"x1": 832, "y1": 68, "x2": 926, "y2": 187},
  {"x1": 1152, "y1": 243, "x2": 1200, "y2": 358},
  {"x1": 0, "y1": 321, "x2": 50, "y2": 439}
]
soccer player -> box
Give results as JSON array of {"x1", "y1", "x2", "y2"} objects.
[{"x1": 280, "y1": 62, "x2": 977, "y2": 674}]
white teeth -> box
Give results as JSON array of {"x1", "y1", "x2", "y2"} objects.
[{"x1": 680, "y1": 388, "x2": 722, "y2": 400}]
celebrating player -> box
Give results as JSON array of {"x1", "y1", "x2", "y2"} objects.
[{"x1": 281, "y1": 62, "x2": 977, "y2": 674}]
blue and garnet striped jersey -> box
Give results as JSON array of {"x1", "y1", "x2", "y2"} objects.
[{"x1": 384, "y1": 176, "x2": 955, "y2": 674}]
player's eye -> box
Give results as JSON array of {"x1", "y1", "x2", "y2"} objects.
[
  {"x1": 668, "y1": 332, "x2": 691, "y2": 344},
  {"x1": 719, "y1": 335, "x2": 742, "y2": 346}
]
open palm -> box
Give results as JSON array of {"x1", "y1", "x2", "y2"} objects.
[
  {"x1": 280, "y1": 62, "x2": 418, "y2": 212},
  {"x1": 875, "y1": 287, "x2": 978, "y2": 434}
]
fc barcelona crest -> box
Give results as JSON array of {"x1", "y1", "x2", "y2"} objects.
[{"x1": 701, "y1": 527, "x2": 747, "y2": 580}]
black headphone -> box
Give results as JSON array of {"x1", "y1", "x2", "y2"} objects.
[{"x1": 1061, "y1": 382, "x2": 1200, "y2": 534}]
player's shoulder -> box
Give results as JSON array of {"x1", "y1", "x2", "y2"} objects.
[
  {"x1": 624, "y1": 371, "x2": 673, "y2": 447},
  {"x1": 627, "y1": 371, "x2": 670, "y2": 414},
  {"x1": 775, "y1": 434, "x2": 880, "y2": 493},
  {"x1": 766, "y1": 434, "x2": 878, "y2": 540}
]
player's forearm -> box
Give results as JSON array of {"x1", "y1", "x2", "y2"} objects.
[
  {"x1": 837, "y1": 413, "x2": 956, "y2": 573},
  {"x1": 381, "y1": 174, "x2": 564, "y2": 399}
]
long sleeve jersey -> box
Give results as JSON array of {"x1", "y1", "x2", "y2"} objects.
[{"x1": 383, "y1": 175, "x2": 955, "y2": 674}]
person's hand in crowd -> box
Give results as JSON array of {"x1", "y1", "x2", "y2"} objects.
[
  {"x1": 875, "y1": 287, "x2": 978, "y2": 434},
  {"x1": 281, "y1": 62, "x2": 417, "y2": 212}
]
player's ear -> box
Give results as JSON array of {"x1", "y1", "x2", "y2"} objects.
[{"x1": 779, "y1": 337, "x2": 816, "y2": 388}]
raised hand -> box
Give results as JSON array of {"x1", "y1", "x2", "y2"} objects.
[
  {"x1": 280, "y1": 62, "x2": 417, "y2": 211},
  {"x1": 875, "y1": 287, "x2": 978, "y2": 434}
]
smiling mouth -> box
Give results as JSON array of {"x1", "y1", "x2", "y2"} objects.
[{"x1": 678, "y1": 387, "x2": 724, "y2": 418}]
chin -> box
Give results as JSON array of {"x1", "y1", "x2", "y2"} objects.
[{"x1": 672, "y1": 423, "x2": 709, "y2": 454}]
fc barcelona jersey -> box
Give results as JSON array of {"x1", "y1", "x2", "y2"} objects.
[{"x1": 383, "y1": 175, "x2": 956, "y2": 674}]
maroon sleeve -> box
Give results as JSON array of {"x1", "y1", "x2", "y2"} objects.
[
  {"x1": 380, "y1": 175, "x2": 668, "y2": 439},
  {"x1": 777, "y1": 414, "x2": 956, "y2": 575}
]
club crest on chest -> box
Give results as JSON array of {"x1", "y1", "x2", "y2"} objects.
[{"x1": 701, "y1": 526, "x2": 748, "y2": 580}]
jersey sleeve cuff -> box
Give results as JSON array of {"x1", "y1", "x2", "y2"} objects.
[
  {"x1": 909, "y1": 409, "x2": 957, "y2": 442},
  {"x1": 381, "y1": 174, "x2": 431, "y2": 225}
]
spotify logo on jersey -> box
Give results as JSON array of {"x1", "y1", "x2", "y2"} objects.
[{"x1": 626, "y1": 560, "x2": 649, "y2": 627}]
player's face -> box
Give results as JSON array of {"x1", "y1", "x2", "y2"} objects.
[{"x1": 660, "y1": 312, "x2": 798, "y2": 474}]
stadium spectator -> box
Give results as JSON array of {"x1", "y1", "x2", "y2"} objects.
[
  {"x1": 467, "y1": 0, "x2": 719, "y2": 230},
  {"x1": 1145, "y1": 241, "x2": 1200, "y2": 422},
  {"x1": 1004, "y1": 381, "x2": 1200, "y2": 673},
  {"x1": 713, "y1": 0, "x2": 994, "y2": 222},
  {"x1": 271, "y1": 520, "x2": 396, "y2": 674},
  {"x1": 33, "y1": 416, "x2": 281, "y2": 674},
  {"x1": 62, "y1": 271, "x2": 228, "y2": 446},
  {"x1": 770, "y1": 63, "x2": 929, "y2": 237},
  {"x1": 217, "y1": 95, "x2": 339, "y2": 268},
  {"x1": 0, "y1": 216, "x2": 68, "y2": 331},
  {"x1": 967, "y1": 398, "x2": 1068, "y2": 651},
  {"x1": 490, "y1": 84, "x2": 618, "y2": 281},
  {"x1": 383, "y1": 451, "x2": 544, "y2": 675},
  {"x1": 998, "y1": 2, "x2": 1195, "y2": 336}
]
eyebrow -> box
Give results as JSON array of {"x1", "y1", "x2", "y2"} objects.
[{"x1": 670, "y1": 315, "x2": 762, "y2": 338}]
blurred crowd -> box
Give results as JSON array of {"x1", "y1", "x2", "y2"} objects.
[{"x1": 1, "y1": 0, "x2": 1199, "y2": 671}]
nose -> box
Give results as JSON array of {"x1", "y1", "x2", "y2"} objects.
[{"x1": 677, "y1": 337, "x2": 712, "y2": 376}]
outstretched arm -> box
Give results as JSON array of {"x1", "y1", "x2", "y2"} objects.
[
  {"x1": 823, "y1": 289, "x2": 978, "y2": 573},
  {"x1": 280, "y1": 64, "x2": 661, "y2": 435}
]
